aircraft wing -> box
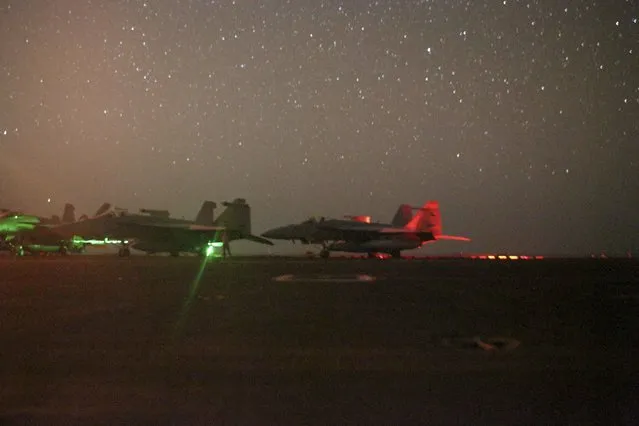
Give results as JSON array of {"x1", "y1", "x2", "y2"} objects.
[
  {"x1": 118, "y1": 221, "x2": 225, "y2": 231},
  {"x1": 116, "y1": 221, "x2": 227, "y2": 237},
  {"x1": 317, "y1": 222, "x2": 390, "y2": 233},
  {"x1": 244, "y1": 234, "x2": 275, "y2": 246},
  {"x1": 117, "y1": 221, "x2": 273, "y2": 246},
  {"x1": 377, "y1": 227, "x2": 417, "y2": 234},
  {"x1": 330, "y1": 225, "x2": 426, "y2": 236}
]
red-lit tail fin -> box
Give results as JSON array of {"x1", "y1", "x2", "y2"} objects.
[
  {"x1": 419, "y1": 201, "x2": 471, "y2": 242},
  {"x1": 404, "y1": 200, "x2": 441, "y2": 236}
]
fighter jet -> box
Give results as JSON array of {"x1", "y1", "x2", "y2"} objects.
[
  {"x1": 109, "y1": 198, "x2": 273, "y2": 256},
  {"x1": 6, "y1": 200, "x2": 215, "y2": 255},
  {"x1": 0, "y1": 211, "x2": 41, "y2": 253},
  {"x1": 6, "y1": 199, "x2": 272, "y2": 257},
  {"x1": 4, "y1": 203, "x2": 114, "y2": 255},
  {"x1": 0, "y1": 211, "x2": 40, "y2": 236},
  {"x1": 261, "y1": 201, "x2": 470, "y2": 258},
  {"x1": 101, "y1": 198, "x2": 272, "y2": 257},
  {"x1": 1, "y1": 203, "x2": 79, "y2": 226}
]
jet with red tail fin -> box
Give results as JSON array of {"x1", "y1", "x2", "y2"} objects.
[{"x1": 261, "y1": 201, "x2": 470, "y2": 258}]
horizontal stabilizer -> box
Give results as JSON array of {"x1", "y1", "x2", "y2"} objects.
[
  {"x1": 245, "y1": 234, "x2": 275, "y2": 246},
  {"x1": 436, "y1": 235, "x2": 471, "y2": 242}
]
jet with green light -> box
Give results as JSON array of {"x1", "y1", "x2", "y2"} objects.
[
  {"x1": 0, "y1": 212, "x2": 40, "y2": 253},
  {"x1": 1, "y1": 202, "x2": 92, "y2": 227},
  {"x1": 4, "y1": 199, "x2": 272, "y2": 257},
  {"x1": 106, "y1": 198, "x2": 273, "y2": 257},
  {"x1": 0, "y1": 211, "x2": 41, "y2": 234},
  {"x1": 2, "y1": 203, "x2": 113, "y2": 255}
]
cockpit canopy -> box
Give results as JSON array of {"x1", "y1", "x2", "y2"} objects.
[{"x1": 302, "y1": 216, "x2": 326, "y2": 224}]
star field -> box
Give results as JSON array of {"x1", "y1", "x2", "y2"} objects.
[{"x1": 1, "y1": 0, "x2": 637, "y2": 255}]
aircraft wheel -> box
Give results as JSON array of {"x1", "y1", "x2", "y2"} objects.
[
  {"x1": 118, "y1": 248, "x2": 131, "y2": 257},
  {"x1": 390, "y1": 250, "x2": 401, "y2": 259},
  {"x1": 320, "y1": 249, "x2": 330, "y2": 259}
]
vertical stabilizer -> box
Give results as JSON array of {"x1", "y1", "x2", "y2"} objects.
[
  {"x1": 94, "y1": 203, "x2": 111, "y2": 217},
  {"x1": 195, "y1": 201, "x2": 217, "y2": 225},
  {"x1": 391, "y1": 204, "x2": 413, "y2": 227},
  {"x1": 214, "y1": 198, "x2": 250, "y2": 236},
  {"x1": 420, "y1": 201, "x2": 442, "y2": 237},
  {"x1": 405, "y1": 201, "x2": 442, "y2": 236},
  {"x1": 62, "y1": 203, "x2": 76, "y2": 224}
]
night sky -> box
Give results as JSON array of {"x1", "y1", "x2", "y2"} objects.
[{"x1": 1, "y1": 1, "x2": 637, "y2": 256}]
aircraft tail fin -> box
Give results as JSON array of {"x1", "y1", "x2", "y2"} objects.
[
  {"x1": 214, "y1": 198, "x2": 251, "y2": 237},
  {"x1": 404, "y1": 200, "x2": 442, "y2": 236},
  {"x1": 77, "y1": 203, "x2": 112, "y2": 221},
  {"x1": 408, "y1": 201, "x2": 471, "y2": 242},
  {"x1": 391, "y1": 204, "x2": 413, "y2": 227},
  {"x1": 94, "y1": 203, "x2": 111, "y2": 217},
  {"x1": 195, "y1": 201, "x2": 217, "y2": 225},
  {"x1": 62, "y1": 203, "x2": 76, "y2": 224}
]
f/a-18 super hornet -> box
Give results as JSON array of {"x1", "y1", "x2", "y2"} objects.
[
  {"x1": 261, "y1": 200, "x2": 470, "y2": 258},
  {"x1": 0, "y1": 211, "x2": 41, "y2": 251},
  {"x1": 100, "y1": 198, "x2": 272, "y2": 257},
  {"x1": 6, "y1": 199, "x2": 272, "y2": 257},
  {"x1": 0, "y1": 202, "x2": 98, "y2": 227},
  {"x1": 3, "y1": 203, "x2": 113, "y2": 255}
]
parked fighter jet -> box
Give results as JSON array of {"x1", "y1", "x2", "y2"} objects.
[
  {"x1": 111, "y1": 198, "x2": 273, "y2": 256},
  {"x1": 261, "y1": 201, "x2": 470, "y2": 258},
  {"x1": 4, "y1": 203, "x2": 113, "y2": 255},
  {"x1": 0, "y1": 212, "x2": 41, "y2": 252},
  {"x1": 1, "y1": 203, "x2": 78, "y2": 226},
  {"x1": 0, "y1": 211, "x2": 40, "y2": 234},
  {"x1": 6, "y1": 200, "x2": 216, "y2": 256}
]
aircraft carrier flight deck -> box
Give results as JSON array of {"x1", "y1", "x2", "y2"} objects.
[{"x1": 1, "y1": 255, "x2": 638, "y2": 425}]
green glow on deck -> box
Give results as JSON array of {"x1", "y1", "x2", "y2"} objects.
[{"x1": 71, "y1": 236, "x2": 129, "y2": 245}]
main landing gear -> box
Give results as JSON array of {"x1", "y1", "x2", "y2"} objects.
[
  {"x1": 58, "y1": 241, "x2": 69, "y2": 256},
  {"x1": 366, "y1": 250, "x2": 402, "y2": 259},
  {"x1": 389, "y1": 250, "x2": 401, "y2": 259},
  {"x1": 118, "y1": 243, "x2": 131, "y2": 257}
]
